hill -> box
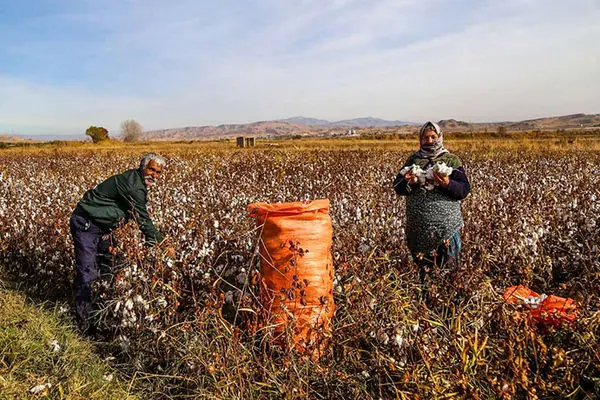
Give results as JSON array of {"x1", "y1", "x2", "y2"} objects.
[
  {"x1": 506, "y1": 113, "x2": 600, "y2": 130},
  {"x1": 0, "y1": 133, "x2": 37, "y2": 143},
  {"x1": 437, "y1": 119, "x2": 472, "y2": 130},
  {"x1": 279, "y1": 116, "x2": 413, "y2": 127},
  {"x1": 330, "y1": 117, "x2": 413, "y2": 127},
  {"x1": 142, "y1": 117, "x2": 417, "y2": 141},
  {"x1": 142, "y1": 121, "x2": 325, "y2": 141},
  {"x1": 279, "y1": 116, "x2": 331, "y2": 126},
  {"x1": 437, "y1": 114, "x2": 600, "y2": 132}
]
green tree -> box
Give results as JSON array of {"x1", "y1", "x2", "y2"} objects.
[
  {"x1": 120, "y1": 119, "x2": 142, "y2": 142},
  {"x1": 85, "y1": 126, "x2": 109, "y2": 143}
]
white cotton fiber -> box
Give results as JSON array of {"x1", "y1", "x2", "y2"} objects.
[
  {"x1": 400, "y1": 164, "x2": 427, "y2": 185},
  {"x1": 401, "y1": 162, "x2": 453, "y2": 190},
  {"x1": 433, "y1": 162, "x2": 453, "y2": 176}
]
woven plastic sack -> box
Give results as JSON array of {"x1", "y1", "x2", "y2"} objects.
[
  {"x1": 503, "y1": 285, "x2": 577, "y2": 326},
  {"x1": 531, "y1": 295, "x2": 577, "y2": 326},
  {"x1": 503, "y1": 285, "x2": 540, "y2": 304},
  {"x1": 248, "y1": 199, "x2": 334, "y2": 357}
]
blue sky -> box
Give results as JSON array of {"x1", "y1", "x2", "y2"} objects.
[{"x1": 1, "y1": 0, "x2": 599, "y2": 136}]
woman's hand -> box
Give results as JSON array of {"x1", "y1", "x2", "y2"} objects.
[
  {"x1": 433, "y1": 171, "x2": 450, "y2": 187},
  {"x1": 404, "y1": 171, "x2": 417, "y2": 184}
]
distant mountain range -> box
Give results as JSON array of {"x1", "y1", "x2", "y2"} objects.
[
  {"x1": 141, "y1": 120, "x2": 312, "y2": 141},
  {"x1": 3, "y1": 113, "x2": 599, "y2": 142},
  {"x1": 279, "y1": 116, "x2": 415, "y2": 127},
  {"x1": 141, "y1": 116, "x2": 415, "y2": 141},
  {"x1": 141, "y1": 113, "x2": 600, "y2": 141}
]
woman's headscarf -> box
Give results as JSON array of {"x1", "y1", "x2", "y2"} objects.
[{"x1": 416, "y1": 120, "x2": 448, "y2": 159}]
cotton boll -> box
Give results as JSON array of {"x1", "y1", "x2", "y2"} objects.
[
  {"x1": 425, "y1": 168, "x2": 434, "y2": 181},
  {"x1": 30, "y1": 383, "x2": 52, "y2": 394},
  {"x1": 433, "y1": 162, "x2": 453, "y2": 176},
  {"x1": 49, "y1": 340, "x2": 60, "y2": 353},
  {"x1": 416, "y1": 162, "x2": 453, "y2": 190},
  {"x1": 156, "y1": 297, "x2": 168, "y2": 308},
  {"x1": 415, "y1": 169, "x2": 427, "y2": 185},
  {"x1": 400, "y1": 164, "x2": 426, "y2": 184},
  {"x1": 395, "y1": 333, "x2": 405, "y2": 348},
  {"x1": 399, "y1": 165, "x2": 417, "y2": 176}
]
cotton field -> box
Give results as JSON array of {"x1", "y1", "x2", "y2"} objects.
[{"x1": 1, "y1": 146, "x2": 599, "y2": 399}]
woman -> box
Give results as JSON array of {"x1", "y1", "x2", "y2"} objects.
[{"x1": 394, "y1": 121, "x2": 470, "y2": 282}]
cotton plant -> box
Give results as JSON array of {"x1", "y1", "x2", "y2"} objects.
[{"x1": 401, "y1": 162, "x2": 453, "y2": 191}]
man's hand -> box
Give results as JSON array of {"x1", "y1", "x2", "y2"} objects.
[
  {"x1": 433, "y1": 171, "x2": 450, "y2": 187},
  {"x1": 404, "y1": 171, "x2": 417, "y2": 184}
]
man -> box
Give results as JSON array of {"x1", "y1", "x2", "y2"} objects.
[{"x1": 70, "y1": 152, "x2": 174, "y2": 332}]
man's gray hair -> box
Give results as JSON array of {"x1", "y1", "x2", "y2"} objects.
[{"x1": 139, "y1": 153, "x2": 166, "y2": 170}]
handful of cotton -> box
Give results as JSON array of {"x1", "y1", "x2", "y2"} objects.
[
  {"x1": 399, "y1": 164, "x2": 427, "y2": 185},
  {"x1": 402, "y1": 162, "x2": 453, "y2": 191},
  {"x1": 424, "y1": 162, "x2": 453, "y2": 190},
  {"x1": 432, "y1": 162, "x2": 453, "y2": 176}
]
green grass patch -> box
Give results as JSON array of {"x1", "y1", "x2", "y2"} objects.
[{"x1": 0, "y1": 287, "x2": 136, "y2": 400}]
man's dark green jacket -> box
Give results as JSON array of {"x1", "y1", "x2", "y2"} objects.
[{"x1": 74, "y1": 169, "x2": 164, "y2": 244}]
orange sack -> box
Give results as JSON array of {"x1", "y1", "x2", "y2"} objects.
[
  {"x1": 503, "y1": 285, "x2": 539, "y2": 304},
  {"x1": 503, "y1": 285, "x2": 577, "y2": 326},
  {"x1": 248, "y1": 199, "x2": 335, "y2": 356}
]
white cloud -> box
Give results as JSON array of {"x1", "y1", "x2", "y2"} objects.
[{"x1": 1, "y1": 0, "x2": 599, "y2": 135}]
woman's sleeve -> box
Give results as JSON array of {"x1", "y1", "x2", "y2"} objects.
[
  {"x1": 442, "y1": 166, "x2": 470, "y2": 200},
  {"x1": 393, "y1": 172, "x2": 412, "y2": 195}
]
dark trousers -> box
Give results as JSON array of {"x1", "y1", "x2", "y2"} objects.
[{"x1": 70, "y1": 213, "x2": 114, "y2": 325}]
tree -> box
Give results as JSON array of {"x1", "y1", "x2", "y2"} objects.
[
  {"x1": 85, "y1": 126, "x2": 109, "y2": 143},
  {"x1": 120, "y1": 119, "x2": 142, "y2": 142}
]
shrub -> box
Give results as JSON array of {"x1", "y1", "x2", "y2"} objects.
[
  {"x1": 120, "y1": 120, "x2": 143, "y2": 143},
  {"x1": 86, "y1": 126, "x2": 109, "y2": 143}
]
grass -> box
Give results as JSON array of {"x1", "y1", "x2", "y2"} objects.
[{"x1": 0, "y1": 280, "x2": 136, "y2": 400}]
